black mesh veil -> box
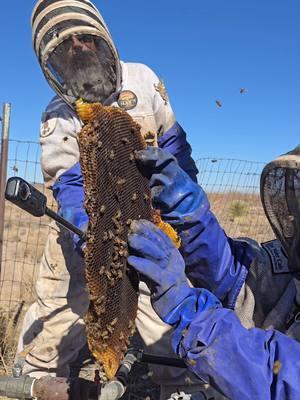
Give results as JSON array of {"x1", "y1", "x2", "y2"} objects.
[
  {"x1": 261, "y1": 147, "x2": 300, "y2": 274},
  {"x1": 31, "y1": 0, "x2": 121, "y2": 106}
]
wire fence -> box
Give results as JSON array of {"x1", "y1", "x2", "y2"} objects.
[
  {"x1": 0, "y1": 140, "x2": 274, "y2": 315},
  {"x1": 198, "y1": 157, "x2": 274, "y2": 242},
  {"x1": 0, "y1": 140, "x2": 56, "y2": 312},
  {"x1": 0, "y1": 138, "x2": 275, "y2": 383}
]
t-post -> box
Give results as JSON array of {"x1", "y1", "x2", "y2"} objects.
[{"x1": 0, "y1": 103, "x2": 11, "y2": 276}]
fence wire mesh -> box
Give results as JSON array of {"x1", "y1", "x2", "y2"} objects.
[
  {"x1": 1, "y1": 140, "x2": 56, "y2": 313},
  {"x1": 198, "y1": 157, "x2": 274, "y2": 243},
  {"x1": 0, "y1": 143, "x2": 275, "y2": 314},
  {"x1": 0, "y1": 140, "x2": 275, "y2": 380}
]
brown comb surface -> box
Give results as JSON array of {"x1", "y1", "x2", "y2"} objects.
[{"x1": 78, "y1": 103, "x2": 152, "y2": 379}]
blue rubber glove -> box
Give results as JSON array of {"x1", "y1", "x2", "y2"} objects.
[
  {"x1": 158, "y1": 122, "x2": 199, "y2": 182},
  {"x1": 128, "y1": 223, "x2": 300, "y2": 400},
  {"x1": 127, "y1": 219, "x2": 221, "y2": 330},
  {"x1": 52, "y1": 162, "x2": 88, "y2": 254},
  {"x1": 135, "y1": 147, "x2": 253, "y2": 307},
  {"x1": 175, "y1": 308, "x2": 300, "y2": 400}
]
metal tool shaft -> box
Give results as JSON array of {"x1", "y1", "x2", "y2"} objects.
[{"x1": 46, "y1": 207, "x2": 86, "y2": 239}]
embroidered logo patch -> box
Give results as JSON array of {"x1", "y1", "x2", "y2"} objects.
[
  {"x1": 40, "y1": 112, "x2": 58, "y2": 138},
  {"x1": 154, "y1": 79, "x2": 169, "y2": 105},
  {"x1": 262, "y1": 240, "x2": 289, "y2": 274},
  {"x1": 117, "y1": 90, "x2": 138, "y2": 111}
]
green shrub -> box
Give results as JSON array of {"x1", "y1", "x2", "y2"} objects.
[{"x1": 229, "y1": 200, "x2": 249, "y2": 221}]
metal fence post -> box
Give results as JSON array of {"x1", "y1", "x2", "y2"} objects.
[{"x1": 0, "y1": 103, "x2": 11, "y2": 276}]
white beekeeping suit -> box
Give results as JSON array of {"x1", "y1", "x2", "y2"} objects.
[{"x1": 16, "y1": 1, "x2": 207, "y2": 399}]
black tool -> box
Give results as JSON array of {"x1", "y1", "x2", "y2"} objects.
[
  {"x1": 5, "y1": 177, "x2": 187, "y2": 374},
  {"x1": 5, "y1": 177, "x2": 86, "y2": 239}
]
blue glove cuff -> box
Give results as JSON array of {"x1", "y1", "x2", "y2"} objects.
[
  {"x1": 52, "y1": 162, "x2": 88, "y2": 253},
  {"x1": 153, "y1": 167, "x2": 208, "y2": 225},
  {"x1": 158, "y1": 122, "x2": 199, "y2": 182},
  {"x1": 136, "y1": 146, "x2": 206, "y2": 222},
  {"x1": 182, "y1": 209, "x2": 252, "y2": 308},
  {"x1": 162, "y1": 288, "x2": 222, "y2": 352}
]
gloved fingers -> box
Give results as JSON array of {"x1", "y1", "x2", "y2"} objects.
[
  {"x1": 127, "y1": 256, "x2": 163, "y2": 285},
  {"x1": 130, "y1": 219, "x2": 174, "y2": 250},
  {"x1": 134, "y1": 148, "x2": 160, "y2": 179},
  {"x1": 128, "y1": 231, "x2": 168, "y2": 262},
  {"x1": 151, "y1": 185, "x2": 177, "y2": 213},
  {"x1": 135, "y1": 147, "x2": 177, "y2": 178},
  {"x1": 135, "y1": 147, "x2": 161, "y2": 165}
]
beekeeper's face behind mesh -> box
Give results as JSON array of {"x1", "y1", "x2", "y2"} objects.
[
  {"x1": 47, "y1": 33, "x2": 117, "y2": 104},
  {"x1": 32, "y1": 0, "x2": 121, "y2": 107},
  {"x1": 261, "y1": 147, "x2": 300, "y2": 276}
]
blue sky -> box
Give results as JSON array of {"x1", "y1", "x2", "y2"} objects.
[{"x1": 1, "y1": 0, "x2": 300, "y2": 165}]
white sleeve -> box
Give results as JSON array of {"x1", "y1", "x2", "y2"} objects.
[
  {"x1": 142, "y1": 64, "x2": 176, "y2": 134},
  {"x1": 39, "y1": 98, "x2": 82, "y2": 187}
]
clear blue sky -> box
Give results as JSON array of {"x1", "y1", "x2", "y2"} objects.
[{"x1": 1, "y1": 0, "x2": 300, "y2": 164}]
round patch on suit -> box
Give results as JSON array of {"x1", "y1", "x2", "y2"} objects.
[
  {"x1": 40, "y1": 112, "x2": 58, "y2": 138},
  {"x1": 117, "y1": 90, "x2": 138, "y2": 111}
]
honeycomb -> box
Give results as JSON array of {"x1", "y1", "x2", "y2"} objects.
[{"x1": 77, "y1": 102, "x2": 152, "y2": 379}]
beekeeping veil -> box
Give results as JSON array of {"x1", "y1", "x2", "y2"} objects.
[
  {"x1": 261, "y1": 146, "x2": 300, "y2": 276},
  {"x1": 31, "y1": 0, "x2": 121, "y2": 106}
]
